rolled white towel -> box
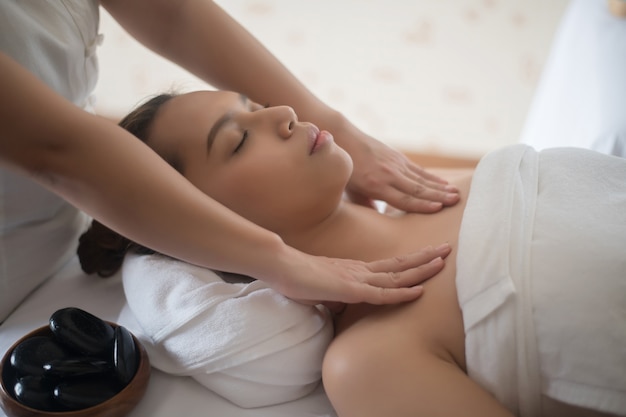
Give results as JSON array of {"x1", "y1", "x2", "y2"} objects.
[{"x1": 118, "y1": 254, "x2": 334, "y2": 408}]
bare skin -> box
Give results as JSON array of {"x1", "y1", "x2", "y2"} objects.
[
  {"x1": 321, "y1": 170, "x2": 515, "y2": 417},
  {"x1": 1, "y1": 0, "x2": 459, "y2": 320},
  {"x1": 144, "y1": 90, "x2": 514, "y2": 416},
  {"x1": 0, "y1": 53, "x2": 446, "y2": 308},
  {"x1": 144, "y1": 91, "x2": 624, "y2": 417},
  {"x1": 101, "y1": 0, "x2": 460, "y2": 213}
]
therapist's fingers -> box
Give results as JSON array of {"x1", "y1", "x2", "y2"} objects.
[
  {"x1": 405, "y1": 159, "x2": 450, "y2": 184},
  {"x1": 348, "y1": 162, "x2": 460, "y2": 213},
  {"x1": 385, "y1": 174, "x2": 460, "y2": 213},
  {"x1": 345, "y1": 140, "x2": 459, "y2": 214},
  {"x1": 380, "y1": 184, "x2": 459, "y2": 213},
  {"x1": 366, "y1": 243, "x2": 451, "y2": 273},
  {"x1": 277, "y1": 244, "x2": 452, "y2": 306},
  {"x1": 364, "y1": 244, "x2": 451, "y2": 288},
  {"x1": 355, "y1": 281, "x2": 426, "y2": 306},
  {"x1": 347, "y1": 260, "x2": 442, "y2": 306},
  {"x1": 327, "y1": 244, "x2": 452, "y2": 306}
]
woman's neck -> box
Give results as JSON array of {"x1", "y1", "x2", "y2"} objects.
[
  {"x1": 281, "y1": 168, "x2": 476, "y2": 265},
  {"x1": 281, "y1": 201, "x2": 403, "y2": 262}
]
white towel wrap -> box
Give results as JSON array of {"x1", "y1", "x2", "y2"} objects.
[
  {"x1": 119, "y1": 254, "x2": 334, "y2": 408},
  {"x1": 457, "y1": 144, "x2": 626, "y2": 416}
]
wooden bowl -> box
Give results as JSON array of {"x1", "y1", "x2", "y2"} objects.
[{"x1": 0, "y1": 323, "x2": 150, "y2": 417}]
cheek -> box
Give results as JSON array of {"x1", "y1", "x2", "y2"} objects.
[
  {"x1": 205, "y1": 161, "x2": 292, "y2": 226},
  {"x1": 195, "y1": 147, "x2": 353, "y2": 232}
]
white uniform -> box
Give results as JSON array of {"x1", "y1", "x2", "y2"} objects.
[{"x1": 0, "y1": 0, "x2": 101, "y2": 322}]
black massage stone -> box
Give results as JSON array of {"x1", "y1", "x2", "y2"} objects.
[
  {"x1": 5, "y1": 307, "x2": 139, "y2": 412},
  {"x1": 49, "y1": 307, "x2": 115, "y2": 357},
  {"x1": 43, "y1": 357, "x2": 110, "y2": 378},
  {"x1": 53, "y1": 379, "x2": 120, "y2": 410},
  {"x1": 113, "y1": 325, "x2": 138, "y2": 386},
  {"x1": 9, "y1": 336, "x2": 70, "y2": 376},
  {"x1": 13, "y1": 375, "x2": 59, "y2": 411}
]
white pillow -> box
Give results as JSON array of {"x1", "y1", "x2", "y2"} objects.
[{"x1": 119, "y1": 254, "x2": 334, "y2": 408}]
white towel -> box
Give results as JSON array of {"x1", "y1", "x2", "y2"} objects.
[
  {"x1": 456, "y1": 144, "x2": 542, "y2": 417},
  {"x1": 457, "y1": 144, "x2": 626, "y2": 416},
  {"x1": 519, "y1": 0, "x2": 626, "y2": 155},
  {"x1": 118, "y1": 254, "x2": 334, "y2": 408}
]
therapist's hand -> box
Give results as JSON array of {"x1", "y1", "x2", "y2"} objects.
[
  {"x1": 345, "y1": 134, "x2": 460, "y2": 213},
  {"x1": 274, "y1": 243, "x2": 452, "y2": 308}
]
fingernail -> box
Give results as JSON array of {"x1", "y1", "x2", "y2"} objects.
[
  {"x1": 436, "y1": 243, "x2": 450, "y2": 251},
  {"x1": 428, "y1": 256, "x2": 443, "y2": 265},
  {"x1": 445, "y1": 185, "x2": 459, "y2": 192},
  {"x1": 445, "y1": 194, "x2": 460, "y2": 204}
]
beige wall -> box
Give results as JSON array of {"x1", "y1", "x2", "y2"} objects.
[{"x1": 94, "y1": 0, "x2": 570, "y2": 159}]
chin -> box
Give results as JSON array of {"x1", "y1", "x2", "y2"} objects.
[
  {"x1": 333, "y1": 147, "x2": 354, "y2": 181},
  {"x1": 325, "y1": 161, "x2": 353, "y2": 203}
]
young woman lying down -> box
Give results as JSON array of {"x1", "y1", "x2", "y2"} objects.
[{"x1": 78, "y1": 90, "x2": 626, "y2": 417}]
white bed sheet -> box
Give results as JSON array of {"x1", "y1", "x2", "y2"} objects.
[
  {"x1": 0, "y1": 257, "x2": 337, "y2": 417},
  {"x1": 519, "y1": 0, "x2": 626, "y2": 155}
]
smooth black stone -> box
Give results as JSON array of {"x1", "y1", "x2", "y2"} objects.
[
  {"x1": 112, "y1": 326, "x2": 138, "y2": 385},
  {"x1": 49, "y1": 307, "x2": 114, "y2": 357},
  {"x1": 9, "y1": 336, "x2": 70, "y2": 376},
  {"x1": 43, "y1": 357, "x2": 110, "y2": 379},
  {"x1": 1, "y1": 358, "x2": 18, "y2": 398},
  {"x1": 53, "y1": 379, "x2": 119, "y2": 410},
  {"x1": 13, "y1": 375, "x2": 60, "y2": 411}
]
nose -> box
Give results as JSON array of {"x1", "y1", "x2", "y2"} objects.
[{"x1": 258, "y1": 105, "x2": 297, "y2": 139}]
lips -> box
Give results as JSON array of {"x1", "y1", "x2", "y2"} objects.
[{"x1": 308, "y1": 125, "x2": 334, "y2": 155}]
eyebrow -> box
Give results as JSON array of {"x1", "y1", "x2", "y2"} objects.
[{"x1": 206, "y1": 93, "x2": 248, "y2": 154}]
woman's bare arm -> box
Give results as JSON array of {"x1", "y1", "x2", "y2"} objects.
[
  {"x1": 0, "y1": 51, "x2": 449, "y2": 305},
  {"x1": 325, "y1": 351, "x2": 515, "y2": 417},
  {"x1": 323, "y1": 329, "x2": 514, "y2": 417},
  {"x1": 100, "y1": 0, "x2": 459, "y2": 212},
  {"x1": 0, "y1": 52, "x2": 282, "y2": 276}
]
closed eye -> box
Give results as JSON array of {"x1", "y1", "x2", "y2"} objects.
[
  {"x1": 233, "y1": 130, "x2": 248, "y2": 154},
  {"x1": 232, "y1": 103, "x2": 269, "y2": 154}
]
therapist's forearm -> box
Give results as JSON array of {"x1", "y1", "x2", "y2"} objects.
[
  {"x1": 101, "y1": 0, "x2": 349, "y2": 139},
  {"x1": 0, "y1": 51, "x2": 291, "y2": 281}
]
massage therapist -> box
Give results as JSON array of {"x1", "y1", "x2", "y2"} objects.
[{"x1": 0, "y1": 0, "x2": 459, "y2": 322}]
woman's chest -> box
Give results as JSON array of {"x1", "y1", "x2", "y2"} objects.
[{"x1": 335, "y1": 171, "x2": 474, "y2": 368}]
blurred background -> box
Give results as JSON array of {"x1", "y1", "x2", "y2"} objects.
[{"x1": 94, "y1": 0, "x2": 570, "y2": 160}]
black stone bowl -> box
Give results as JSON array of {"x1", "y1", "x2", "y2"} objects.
[{"x1": 0, "y1": 323, "x2": 150, "y2": 417}]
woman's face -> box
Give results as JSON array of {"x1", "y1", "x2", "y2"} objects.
[{"x1": 148, "y1": 90, "x2": 353, "y2": 234}]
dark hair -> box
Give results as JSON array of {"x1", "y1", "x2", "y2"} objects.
[{"x1": 77, "y1": 93, "x2": 176, "y2": 277}]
